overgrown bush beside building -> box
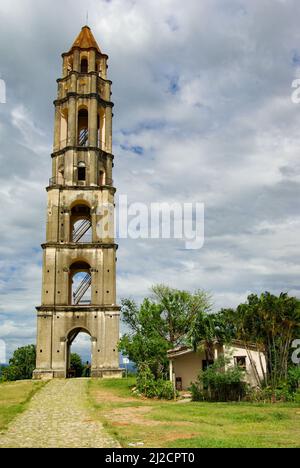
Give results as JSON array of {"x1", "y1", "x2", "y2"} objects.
[
  {"x1": 245, "y1": 367, "x2": 300, "y2": 403},
  {"x1": 190, "y1": 357, "x2": 247, "y2": 402}
]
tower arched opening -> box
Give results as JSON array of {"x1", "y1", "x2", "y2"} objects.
[
  {"x1": 77, "y1": 161, "x2": 86, "y2": 183},
  {"x1": 70, "y1": 204, "x2": 92, "y2": 243},
  {"x1": 69, "y1": 261, "x2": 91, "y2": 306},
  {"x1": 66, "y1": 327, "x2": 92, "y2": 378},
  {"x1": 80, "y1": 58, "x2": 88, "y2": 73}
]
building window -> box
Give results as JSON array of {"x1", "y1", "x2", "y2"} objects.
[
  {"x1": 81, "y1": 58, "x2": 88, "y2": 73},
  {"x1": 78, "y1": 167, "x2": 86, "y2": 182},
  {"x1": 78, "y1": 162, "x2": 86, "y2": 182},
  {"x1": 234, "y1": 356, "x2": 247, "y2": 369}
]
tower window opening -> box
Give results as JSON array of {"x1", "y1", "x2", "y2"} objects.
[
  {"x1": 78, "y1": 109, "x2": 89, "y2": 146},
  {"x1": 71, "y1": 205, "x2": 92, "y2": 243},
  {"x1": 81, "y1": 58, "x2": 88, "y2": 73},
  {"x1": 70, "y1": 261, "x2": 92, "y2": 306},
  {"x1": 78, "y1": 166, "x2": 86, "y2": 181}
]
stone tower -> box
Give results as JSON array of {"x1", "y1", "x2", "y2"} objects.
[{"x1": 33, "y1": 26, "x2": 122, "y2": 379}]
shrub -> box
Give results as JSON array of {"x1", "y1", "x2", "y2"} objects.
[
  {"x1": 294, "y1": 389, "x2": 300, "y2": 404},
  {"x1": 136, "y1": 364, "x2": 175, "y2": 400},
  {"x1": 136, "y1": 364, "x2": 158, "y2": 398},
  {"x1": 245, "y1": 383, "x2": 296, "y2": 403},
  {"x1": 270, "y1": 384, "x2": 295, "y2": 402},
  {"x1": 191, "y1": 357, "x2": 247, "y2": 402},
  {"x1": 287, "y1": 367, "x2": 300, "y2": 394},
  {"x1": 190, "y1": 382, "x2": 204, "y2": 402},
  {"x1": 155, "y1": 380, "x2": 175, "y2": 400}
]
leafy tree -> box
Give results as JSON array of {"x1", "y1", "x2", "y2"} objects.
[
  {"x1": 188, "y1": 308, "x2": 235, "y2": 361},
  {"x1": 70, "y1": 353, "x2": 84, "y2": 377},
  {"x1": 229, "y1": 293, "x2": 300, "y2": 389},
  {"x1": 1, "y1": 345, "x2": 36, "y2": 381},
  {"x1": 119, "y1": 285, "x2": 212, "y2": 378},
  {"x1": 119, "y1": 298, "x2": 170, "y2": 377},
  {"x1": 151, "y1": 285, "x2": 212, "y2": 347}
]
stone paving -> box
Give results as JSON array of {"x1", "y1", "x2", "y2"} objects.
[{"x1": 0, "y1": 379, "x2": 120, "y2": 448}]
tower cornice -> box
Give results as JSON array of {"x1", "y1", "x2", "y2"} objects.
[
  {"x1": 57, "y1": 71, "x2": 112, "y2": 86},
  {"x1": 41, "y1": 242, "x2": 119, "y2": 250},
  {"x1": 51, "y1": 146, "x2": 115, "y2": 159},
  {"x1": 62, "y1": 49, "x2": 108, "y2": 60},
  {"x1": 54, "y1": 93, "x2": 114, "y2": 108},
  {"x1": 46, "y1": 185, "x2": 117, "y2": 194},
  {"x1": 36, "y1": 305, "x2": 121, "y2": 313}
]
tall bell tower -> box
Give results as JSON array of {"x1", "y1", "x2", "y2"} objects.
[{"x1": 33, "y1": 26, "x2": 122, "y2": 379}]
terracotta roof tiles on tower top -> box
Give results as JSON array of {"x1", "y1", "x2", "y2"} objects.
[{"x1": 70, "y1": 26, "x2": 102, "y2": 53}]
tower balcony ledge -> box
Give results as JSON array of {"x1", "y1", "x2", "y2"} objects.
[
  {"x1": 46, "y1": 184, "x2": 116, "y2": 194},
  {"x1": 36, "y1": 305, "x2": 121, "y2": 314},
  {"x1": 57, "y1": 71, "x2": 112, "y2": 86},
  {"x1": 54, "y1": 93, "x2": 114, "y2": 108},
  {"x1": 51, "y1": 146, "x2": 114, "y2": 159},
  {"x1": 61, "y1": 49, "x2": 109, "y2": 60},
  {"x1": 41, "y1": 242, "x2": 119, "y2": 250}
]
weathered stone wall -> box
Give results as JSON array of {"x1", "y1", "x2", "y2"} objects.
[{"x1": 34, "y1": 27, "x2": 122, "y2": 380}]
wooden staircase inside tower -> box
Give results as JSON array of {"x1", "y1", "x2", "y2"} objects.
[
  {"x1": 73, "y1": 273, "x2": 92, "y2": 305},
  {"x1": 72, "y1": 219, "x2": 92, "y2": 243},
  {"x1": 78, "y1": 128, "x2": 88, "y2": 146}
]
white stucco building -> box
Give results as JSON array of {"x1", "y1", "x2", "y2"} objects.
[{"x1": 168, "y1": 340, "x2": 266, "y2": 391}]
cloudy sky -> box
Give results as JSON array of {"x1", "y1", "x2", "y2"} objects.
[{"x1": 1, "y1": 0, "x2": 300, "y2": 360}]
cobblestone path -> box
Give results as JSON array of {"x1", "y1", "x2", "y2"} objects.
[{"x1": 0, "y1": 379, "x2": 120, "y2": 448}]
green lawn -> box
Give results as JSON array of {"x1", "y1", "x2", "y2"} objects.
[
  {"x1": 88, "y1": 378, "x2": 300, "y2": 448},
  {"x1": 0, "y1": 380, "x2": 46, "y2": 432}
]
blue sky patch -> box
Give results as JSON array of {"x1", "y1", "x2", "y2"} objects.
[{"x1": 120, "y1": 144, "x2": 144, "y2": 155}]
